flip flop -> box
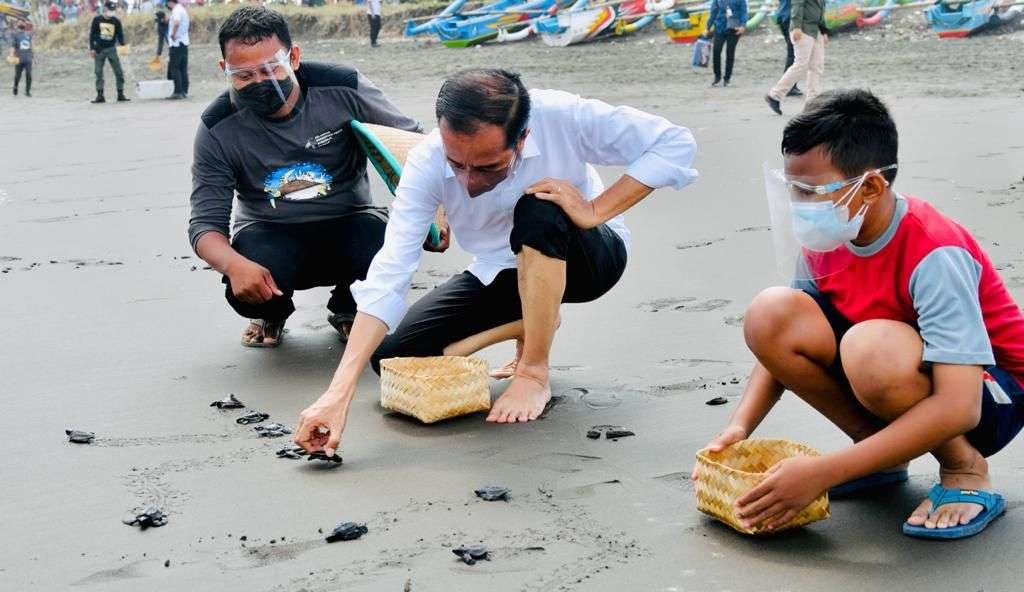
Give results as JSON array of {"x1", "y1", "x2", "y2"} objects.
[
  {"x1": 829, "y1": 466, "x2": 909, "y2": 498},
  {"x1": 241, "y1": 319, "x2": 285, "y2": 348},
  {"x1": 327, "y1": 313, "x2": 354, "y2": 343},
  {"x1": 902, "y1": 484, "x2": 1006, "y2": 540}
]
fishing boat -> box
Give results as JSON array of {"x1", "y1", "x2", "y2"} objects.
[
  {"x1": 925, "y1": 0, "x2": 1023, "y2": 37},
  {"x1": 856, "y1": 0, "x2": 898, "y2": 27},
  {"x1": 535, "y1": 0, "x2": 673, "y2": 46},
  {"x1": 404, "y1": 0, "x2": 472, "y2": 37},
  {"x1": 435, "y1": 0, "x2": 558, "y2": 47},
  {"x1": 661, "y1": 1, "x2": 773, "y2": 44}
]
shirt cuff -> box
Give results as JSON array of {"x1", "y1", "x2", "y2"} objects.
[
  {"x1": 922, "y1": 347, "x2": 995, "y2": 367},
  {"x1": 626, "y1": 151, "x2": 698, "y2": 191},
  {"x1": 351, "y1": 279, "x2": 407, "y2": 334}
]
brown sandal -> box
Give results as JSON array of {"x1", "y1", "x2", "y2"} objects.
[{"x1": 240, "y1": 319, "x2": 285, "y2": 348}]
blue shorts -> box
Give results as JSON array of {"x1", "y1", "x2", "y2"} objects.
[{"x1": 806, "y1": 290, "x2": 1024, "y2": 457}]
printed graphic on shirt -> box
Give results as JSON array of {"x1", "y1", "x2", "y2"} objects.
[
  {"x1": 19, "y1": 38, "x2": 31, "y2": 51},
  {"x1": 99, "y1": 22, "x2": 116, "y2": 41},
  {"x1": 263, "y1": 163, "x2": 333, "y2": 203}
]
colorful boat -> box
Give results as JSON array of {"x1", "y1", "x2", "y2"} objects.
[
  {"x1": 436, "y1": 0, "x2": 557, "y2": 47},
  {"x1": 925, "y1": 0, "x2": 1023, "y2": 37},
  {"x1": 661, "y1": 1, "x2": 773, "y2": 44},
  {"x1": 404, "y1": 0, "x2": 472, "y2": 37},
  {"x1": 824, "y1": 0, "x2": 863, "y2": 30},
  {"x1": 856, "y1": 0, "x2": 898, "y2": 27},
  {"x1": 536, "y1": 0, "x2": 673, "y2": 46}
]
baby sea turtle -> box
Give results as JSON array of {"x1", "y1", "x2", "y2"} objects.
[
  {"x1": 307, "y1": 451, "x2": 344, "y2": 464},
  {"x1": 236, "y1": 411, "x2": 270, "y2": 425},
  {"x1": 276, "y1": 445, "x2": 308, "y2": 459},
  {"x1": 66, "y1": 430, "x2": 95, "y2": 444},
  {"x1": 705, "y1": 396, "x2": 729, "y2": 406},
  {"x1": 254, "y1": 423, "x2": 292, "y2": 438},
  {"x1": 122, "y1": 506, "x2": 168, "y2": 529},
  {"x1": 586, "y1": 425, "x2": 635, "y2": 440},
  {"x1": 325, "y1": 522, "x2": 368, "y2": 543},
  {"x1": 452, "y1": 545, "x2": 490, "y2": 565},
  {"x1": 210, "y1": 394, "x2": 245, "y2": 409},
  {"x1": 474, "y1": 486, "x2": 511, "y2": 502}
]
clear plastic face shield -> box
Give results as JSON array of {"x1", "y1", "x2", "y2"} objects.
[
  {"x1": 764, "y1": 162, "x2": 896, "y2": 281},
  {"x1": 223, "y1": 48, "x2": 299, "y2": 118}
]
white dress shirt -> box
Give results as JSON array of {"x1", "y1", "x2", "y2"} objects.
[
  {"x1": 367, "y1": 0, "x2": 382, "y2": 16},
  {"x1": 351, "y1": 88, "x2": 698, "y2": 332},
  {"x1": 168, "y1": 3, "x2": 189, "y2": 47}
]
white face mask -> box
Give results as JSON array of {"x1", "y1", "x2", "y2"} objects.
[{"x1": 789, "y1": 173, "x2": 871, "y2": 252}]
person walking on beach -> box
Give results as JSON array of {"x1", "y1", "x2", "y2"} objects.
[
  {"x1": 89, "y1": 1, "x2": 129, "y2": 103},
  {"x1": 775, "y1": 0, "x2": 802, "y2": 97},
  {"x1": 293, "y1": 68, "x2": 698, "y2": 458},
  {"x1": 707, "y1": 0, "x2": 747, "y2": 87},
  {"x1": 367, "y1": 0, "x2": 382, "y2": 47},
  {"x1": 10, "y1": 20, "x2": 32, "y2": 97},
  {"x1": 188, "y1": 6, "x2": 422, "y2": 348},
  {"x1": 764, "y1": 0, "x2": 825, "y2": 114},
  {"x1": 152, "y1": 7, "x2": 168, "y2": 65},
  {"x1": 165, "y1": 0, "x2": 189, "y2": 99}
]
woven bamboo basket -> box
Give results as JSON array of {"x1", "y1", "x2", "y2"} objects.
[
  {"x1": 694, "y1": 439, "x2": 830, "y2": 534},
  {"x1": 380, "y1": 356, "x2": 491, "y2": 424}
]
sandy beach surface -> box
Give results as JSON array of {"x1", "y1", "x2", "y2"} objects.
[{"x1": 2, "y1": 23, "x2": 1024, "y2": 591}]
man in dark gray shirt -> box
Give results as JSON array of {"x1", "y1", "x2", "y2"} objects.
[{"x1": 189, "y1": 6, "x2": 421, "y2": 347}]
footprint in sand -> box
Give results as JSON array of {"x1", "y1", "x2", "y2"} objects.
[
  {"x1": 560, "y1": 387, "x2": 621, "y2": 410},
  {"x1": 675, "y1": 238, "x2": 724, "y2": 251},
  {"x1": 673, "y1": 298, "x2": 731, "y2": 312},
  {"x1": 723, "y1": 314, "x2": 745, "y2": 327},
  {"x1": 638, "y1": 297, "x2": 696, "y2": 312}
]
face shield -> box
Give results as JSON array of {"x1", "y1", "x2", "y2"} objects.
[
  {"x1": 764, "y1": 162, "x2": 896, "y2": 282},
  {"x1": 224, "y1": 48, "x2": 299, "y2": 118}
]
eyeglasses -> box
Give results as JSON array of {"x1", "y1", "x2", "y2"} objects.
[
  {"x1": 223, "y1": 49, "x2": 292, "y2": 86},
  {"x1": 783, "y1": 164, "x2": 897, "y2": 199}
]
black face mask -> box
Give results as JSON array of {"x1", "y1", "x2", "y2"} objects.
[{"x1": 234, "y1": 76, "x2": 295, "y2": 118}]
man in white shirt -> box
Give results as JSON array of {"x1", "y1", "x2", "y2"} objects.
[
  {"x1": 367, "y1": 0, "x2": 382, "y2": 47},
  {"x1": 294, "y1": 69, "x2": 697, "y2": 457},
  {"x1": 166, "y1": 0, "x2": 189, "y2": 99}
]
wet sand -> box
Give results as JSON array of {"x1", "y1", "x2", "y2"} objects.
[{"x1": 2, "y1": 26, "x2": 1024, "y2": 591}]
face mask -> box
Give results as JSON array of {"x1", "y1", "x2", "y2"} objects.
[
  {"x1": 234, "y1": 76, "x2": 295, "y2": 118},
  {"x1": 789, "y1": 174, "x2": 870, "y2": 252}
]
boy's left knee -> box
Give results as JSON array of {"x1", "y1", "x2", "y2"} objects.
[
  {"x1": 841, "y1": 319, "x2": 925, "y2": 401},
  {"x1": 510, "y1": 195, "x2": 572, "y2": 261}
]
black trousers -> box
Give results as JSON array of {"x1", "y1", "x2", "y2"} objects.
[
  {"x1": 223, "y1": 213, "x2": 387, "y2": 323},
  {"x1": 368, "y1": 14, "x2": 382, "y2": 45},
  {"x1": 370, "y1": 196, "x2": 628, "y2": 374},
  {"x1": 167, "y1": 44, "x2": 189, "y2": 96},
  {"x1": 778, "y1": 20, "x2": 799, "y2": 92},
  {"x1": 712, "y1": 30, "x2": 739, "y2": 82},
  {"x1": 14, "y1": 61, "x2": 31, "y2": 93},
  {"x1": 156, "y1": 30, "x2": 166, "y2": 56}
]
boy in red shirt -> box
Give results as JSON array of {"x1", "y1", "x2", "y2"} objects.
[{"x1": 698, "y1": 89, "x2": 1024, "y2": 539}]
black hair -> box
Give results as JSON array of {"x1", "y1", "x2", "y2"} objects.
[
  {"x1": 435, "y1": 69, "x2": 531, "y2": 149},
  {"x1": 218, "y1": 6, "x2": 292, "y2": 58},
  {"x1": 782, "y1": 89, "x2": 898, "y2": 184}
]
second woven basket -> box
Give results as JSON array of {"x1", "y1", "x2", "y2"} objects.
[
  {"x1": 694, "y1": 438, "x2": 831, "y2": 534},
  {"x1": 379, "y1": 356, "x2": 491, "y2": 424}
]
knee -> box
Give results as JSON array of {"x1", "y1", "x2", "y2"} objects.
[
  {"x1": 510, "y1": 195, "x2": 571, "y2": 259},
  {"x1": 743, "y1": 287, "x2": 806, "y2": 354},
  {"x1": 840, "y1": 320, "x2": 924, "y2": 405}
]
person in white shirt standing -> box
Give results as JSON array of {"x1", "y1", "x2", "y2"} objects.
[
  {"x1": 367, "y1": 0, "x2": 382, "y2": 47},
  {"x1": 294, "y1": 69, "x2": 698, "y2": 457},
  {"x1": 166, "y1": 0, "x2": 189, "y2": 99}
]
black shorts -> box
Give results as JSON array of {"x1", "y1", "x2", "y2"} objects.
[{"x1": 806, "y1": 290, "x2": 1024, "y2": 457}]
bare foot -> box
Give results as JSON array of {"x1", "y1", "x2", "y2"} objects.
[
  {"x1": 489, "y1": 339, "x2": 523, "y2": 380},
  {"x1": 241, "y1": 319, "x2": 285, "y2": 348},
  {"x1": 906, "y1": 453, "x2": 990, "y2": 529},
  {"x1": 486, "y1": 365, "x2": 551, "y2": 423}
]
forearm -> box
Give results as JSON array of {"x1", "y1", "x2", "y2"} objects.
[
  {"x1": 194, "y1": 231, "x2": 245, "y2": 275},
  {"x1": 591, "y1": 175, "x2": 653, "y2": 224},
  {"x1": 729, "y1": 362, "x2": 785, "y2": 434},
  {"x1": 323, "y1": 313, "x2": 389, "y2": 399}
]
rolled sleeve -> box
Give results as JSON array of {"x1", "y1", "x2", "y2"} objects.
[
  {"x1": 353, "y1": 72, "x2": 422, "y2": 133},
  {"x1": 350, "y1": 145, "x2": 441, "y2": 332},
  {"x1": 188, "y1": 124, "x2": 236, "y2": 251},
  {"x1": 910, "y1": 246, "x2": 995, "y2": 367},
  {"x1": 572, "y1": 95, "x2": 698, "y2": 190}
]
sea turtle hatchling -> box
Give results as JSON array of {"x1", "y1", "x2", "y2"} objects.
[
  {"x1": 586, "y1": 425, "x2": 635, "y2": 440},
  {"x1": 65, "y1": 430, "x2": 95, "y2": 444},
  {"x1": 122, "y1": 506, "x2": 168, "y2": 529},
  {"x1": 254, "y1": 423, "x2": 292, "y2": 438},
  {"x1": 307, "y1": 451, "x2": 344, "y2": 464},
  {"x1": 474, "y1": 486, "x2": 511, "y2": 502},
  {"x1": 210, "y1": 394, "x2": 245, "y2": 409},
  {"x1": 452, "y1": 545, "x2": 490, "y2": 565},
  {"x1": 276, "y1": 444, "x2": 308, "y2": 459},
  {"x1": 324, "y1": 522, "x2": 368, "y2": 543},
  {"x1": 236, "y1": 411, "x2": 270, "y2": 425}
]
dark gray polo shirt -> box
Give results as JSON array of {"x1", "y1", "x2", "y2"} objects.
[{"x1": 188, "y1": 62, "x2": 420, "y2": 251}]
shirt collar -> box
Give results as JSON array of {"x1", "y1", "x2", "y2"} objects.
[{"x1": 443, "y1": 130, "x2": 541, "y2": 179}]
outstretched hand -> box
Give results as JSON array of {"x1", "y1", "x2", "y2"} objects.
[{"x1": 294, "y1": 392, "x2": 349, "y2": 457}]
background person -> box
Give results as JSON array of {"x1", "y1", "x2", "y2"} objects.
[
  {"x1": 89, "y1": 0, "x2": 129, "y2": 103},
  {"x1": 707, "y1": 0, "x2": 747, "y2": 87},
  {"x1": 166, "y1": 0, "x2": 188, "y2": 99}
]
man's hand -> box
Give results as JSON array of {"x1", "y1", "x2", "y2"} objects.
[
  {"x1": 734, "y1": 455, "x2": 831, "y2": 531},
  {"x1": 736, "y1": 26, "x2": 746, "y2": 35},
  {"x1": 791, "y1": 28, "x2": 803, "y2": 42},
  {"x1": 692, "y1": 425, "x2": 748, "y2": 480},
  {"x1": 526, "y1": 178, "x2": 601, "y2": 229},
  {"x1": 226, "y1": 257, "x2": 283, "y2": 305},
  {"x1": 90, "y1": 49, "x2": 96, "y2": 59},
  {"x1": 294, "y1": 391, "x2": 350, "y2": 457},
  {"x1": 423, "y1": 223, "x2": 450, "y2": 253}
]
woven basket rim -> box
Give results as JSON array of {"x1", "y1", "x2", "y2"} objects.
[
  {"x1": 380, "y1": 355, "x2": 488, "y2": 377},
  {"x1": 695, "y1": 438, "x2": 820, "y2": 479}
]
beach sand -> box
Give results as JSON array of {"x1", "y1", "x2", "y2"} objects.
[{"x1": 2, "y1": 24, "x2": 1023, "y2": 591}]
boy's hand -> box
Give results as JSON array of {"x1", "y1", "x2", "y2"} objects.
[
  {"x1": 735, "y1": 455, "x2": 831, "y2": 531},
  {"x1": 692, "y1": 425, "x2": 747, "y2": 480}
]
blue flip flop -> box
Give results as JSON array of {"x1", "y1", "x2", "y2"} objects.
[
  {"x1": 829, "y1": 468, "x2": 909, "y2": 498},
  {"x1": 902, "y1": 484, "x2": 1006, "y2": 540}
]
